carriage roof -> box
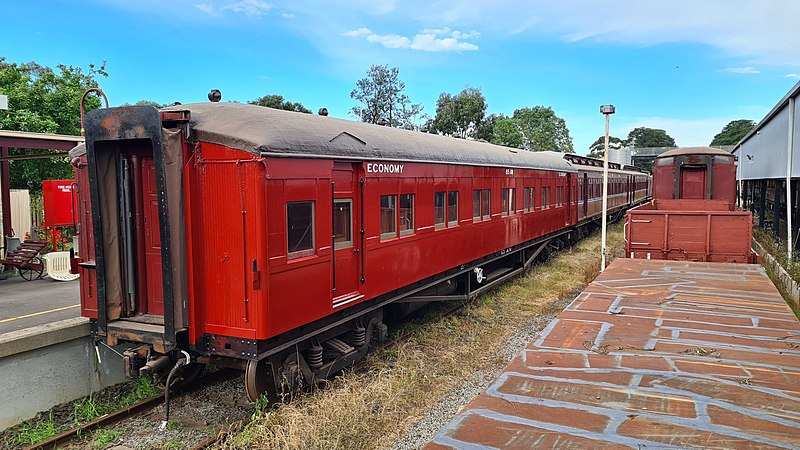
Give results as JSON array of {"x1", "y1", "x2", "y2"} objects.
[{"x1": 162, "y1": 102, "x2": 576, "y2": 172}]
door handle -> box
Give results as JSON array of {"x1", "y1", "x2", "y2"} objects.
[{"x1": 353, "y1": 248, "x2": 360, "y2": 254}]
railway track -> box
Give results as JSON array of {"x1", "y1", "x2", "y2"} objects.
[
  {"x1": 23, "y1": 394, "x2": 164, "y2": 450},
  {"x1": 189, "y1": 299, "x2": 473, "y2": 450},
  {"x1": 24, "y1": 299, "x2": 473, "y2": 450},
  {"x1": 23, "y1": 368, "x2": 242, "y2": 450}
]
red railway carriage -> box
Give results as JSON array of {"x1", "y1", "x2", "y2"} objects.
[
  {"x1": 652, "y1": 146, "x2": 737, "y2": 206},
  {"x1": 625, "y1": 146, "x2": 756, "y2": 263},
  {"x1": 71, "y1": 102, "x2": 649, "y2": 401}
]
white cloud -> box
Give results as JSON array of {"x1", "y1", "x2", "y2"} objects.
[
  {"x1": 343, "y1": 28, "x2": 372, "y2": 38},
  {"x1": 785, "y1": 73, "x2": 800, "y2": 79},
  {"x1": 343, "y1": 27, "x2": 479, "y2": 52},
  {"x1": 451, "y1": 30, "x2": 480, "y2": 40},
  {"x1": 418, "y1": 27, "x2": 480, "y2": 41},
  {"x1": 366, "y1": 34, "x2": 411, "y2": 49},
  {"x1": 100, "y1": 0, "x2": 800, "y2": 66},
  {"x1": 420, "y1": 27, "x2": 452, "y2": 35},
  {"x1": 194, "y1": 2, "x2": 218, "y2": 15},
  {"x1": 281, "y1": 12, "x2": 295, "y2": 18},
  {"x1": 410, "y1": 33, "x2": 477, "y2": 52},
  {"x1": 414, "y1": 0, "x2": 800, "y2": 65},
  {"x1": 223, "y1": 0, "x2": 272, "y2": 16},
  {"x1": 724, "y1": 66, "x2": 761, "y2": 74},
  {"x1": 192, "y1": 0, "x2": 272, "y2": 17}
]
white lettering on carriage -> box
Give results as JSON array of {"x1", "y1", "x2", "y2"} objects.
[{"x1": 367, "y1": 163, "x2": 404, "y2": 174}]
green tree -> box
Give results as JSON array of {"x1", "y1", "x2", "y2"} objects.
[
  {"x1": 0, "y1": 58, "x2": 107, "y2": 192},
  {"x1": 491, "y1": 106, "x2": 574, "y2": 153},
  {"x1": 248, "y1": 94, "x2": 311, "y2": 113},
  {"x1": 492, "y1": 116, "x2": 524, "y2": 148},
  {"x1": 428, "y1": 86, "x2": 487, "y2": 139},
  {"x1": 475, "y1": 113, "x2": 499, "y2": 142},
  {"x1": 587, "y1": 136, "x2": 624, "y2": 158},
  {"x1": 350, "y1": 65, "x2": 424, "y2": 130},
  {"x1": 710, "y1": 119, "x2": 755, "y2": 146},
  {"x1": 625, "y1": 127, "x2": 675, "y2": 148},
  {"x1": 121, "y1": 100, "x2": 167, "y2": 109}
]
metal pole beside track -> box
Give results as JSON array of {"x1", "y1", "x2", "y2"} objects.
[
  {"x1": 787, "y1": 97, "x2": 795, "y2": 261},
  {"x1": 600, "y1": 105, "x2": 615, "y2": 271}
]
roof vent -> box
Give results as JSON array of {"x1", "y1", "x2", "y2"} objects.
[
  {"x1": 318, "y1": 108, "x2": 329, "y2": 116},
  {"x1": 208, "y1": 89, "x2": 222, "y2": 102}
]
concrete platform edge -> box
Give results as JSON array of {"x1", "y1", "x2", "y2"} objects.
[
  {"x1": 752, "y1": 238, "x2": 800, "y2": 312},
  {"x1": 0, "y1": 317, "x2": 90, "y2": 358}
]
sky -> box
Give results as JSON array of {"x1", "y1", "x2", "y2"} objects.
[{"x1": 2, "y1": 0, "x2": 799, "y2": 155}]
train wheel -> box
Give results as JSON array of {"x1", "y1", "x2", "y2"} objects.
[
  {"x1": 245, "y1": 358, "x2": 280, "y2": 404},
  {"x1": 537, "y1": 246, "x2": 551, "y2": 263}
]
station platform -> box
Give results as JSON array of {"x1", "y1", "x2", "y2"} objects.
[
  {"x1": 427, "y1": 259, "x2": 800, "y2": 449},
  {"x1": 0, "y1": 275, "x2": 80, "y2": 335}
]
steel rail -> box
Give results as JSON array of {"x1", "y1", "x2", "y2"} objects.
[{"x1": 23, "y1": 394, "x2": 164, "y2": 450}]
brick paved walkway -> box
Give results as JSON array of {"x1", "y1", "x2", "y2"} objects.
[{"x1": 427, "y1": 259, "x2": 800, "y2": 449}]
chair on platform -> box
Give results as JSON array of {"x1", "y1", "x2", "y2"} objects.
[{"x1": 43, "y1": 251, "x2": 79, "y2": 282}]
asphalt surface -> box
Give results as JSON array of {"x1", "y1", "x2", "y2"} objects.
[{"x1": 0, "y1": 273, "x2": 81, "y2": 335}]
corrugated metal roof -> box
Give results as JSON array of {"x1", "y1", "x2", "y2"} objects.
[
  {"x1": 0, "y1": 129, "x2": 85, "y2": 144},
  {"x1": 166, "y1": 103, "x2": 576, "y2": 172},
  {"x1": 733, "y1": 79, "x2": 800, "y2": 153}
]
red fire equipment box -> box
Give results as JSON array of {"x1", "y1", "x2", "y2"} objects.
[{"x1": 42, "y1": 179, "x2": 76, "y2": 227}]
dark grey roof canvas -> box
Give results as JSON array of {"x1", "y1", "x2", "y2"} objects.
[{"x1": 163, "y1": 102, "x2": 576, "y2": 172}]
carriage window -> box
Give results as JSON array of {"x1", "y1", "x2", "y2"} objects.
[
  {"x1": 523, "y1": 188, "x2": 530, "y2": 211},
  {"x1": 528, "y1": 188, "x2": 535, "y2": 211},
  {"x1": 448, "y1": 191, "x2": 458, "y2": 226},
  {"x1": 482, "y1": 189, "x2": 490, "y2": 219},
  {"x1": 473, "y1": 189, "x2": 490, "y2": 221},
  {"x1": 400, "y1": 194, "x2": 414, "y2": 235},
  {"x1": 542, "y1": 187, "x2": 550, "y2": 209},
  {"x1": 380, "y1": 194, "x2": 397, "y2": 240},
  {"x1": 502, "y1": 188, "x2": 515, "y2": 216},
  {"x1": 501, "y1": 189, "x2": 509, "y2": 216},
  {"x1": 333, "y1": 199, "x2": 352, "y2": 249},
  {"x1": 287, "y1": 201, "x2": 315, "y2": 258},
  {"x1": 434, "y1": 191, "x2": 446, "y2": 228},
  {"x1": 473, "y1": 190, "x2": 481, "y2": 220}
]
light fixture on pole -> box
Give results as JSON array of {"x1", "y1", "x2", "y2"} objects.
[{"x1": 599, "y1": 104, "x2": 615, "y2": 272}]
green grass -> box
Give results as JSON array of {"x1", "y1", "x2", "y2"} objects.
[
  {"x1": 252, "y1": 394, "x2": 272, "y2": 419},
  {"x1": 92, "y1": 429, "x2": 121, "y2": 449},
  {"x1": 73, "y1": 395, "x2": 105, "y2": 425},
  {"x1": 165, "y1": 420, "x2": 184, "y2": 431},
  {"x1": 161, "y1": 437, "x2": 185, "y2": 449},
  {"x1": 72, "y1": 377, "x2": 163, "y2": 425},
  {"x1": 122, "y1": 376, "x2": 163, "y2": 406},
  {"x1": 10, "y1": 412, "x2": 64, "y2": 446},
  {"x1": 8, "y1": 376, "x2": 163, "y2": 448}
]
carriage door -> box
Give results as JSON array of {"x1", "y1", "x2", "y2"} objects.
[
  {"x1": 332, "y1": 163, "x2": 361, "y2": 304},
  {"x1": 582, "y1": 172, "x2": 589, "y2": 217},
  {"x1": 141, "y1": 158, "x2": 164, "y2": 316},
  {"x1": 680, "y1": 167, "x2": 706, "y2": 200}
]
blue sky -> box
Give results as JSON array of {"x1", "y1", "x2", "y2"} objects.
[{"x1": 2, "y1": 0, "x2": 799, "y2": 154}]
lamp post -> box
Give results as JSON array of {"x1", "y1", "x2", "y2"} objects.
[{"x1": 600, "y1": 105, "x2": 615, "y2": 271}]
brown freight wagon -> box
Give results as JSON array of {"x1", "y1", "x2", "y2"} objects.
[{"x1": 625, "y1": 147, "x2": 757, "y2": 263}]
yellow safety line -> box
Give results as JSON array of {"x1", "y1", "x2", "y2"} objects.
[{"x1": 0, "y1": 304, "x2": 81, "y2": 323}]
